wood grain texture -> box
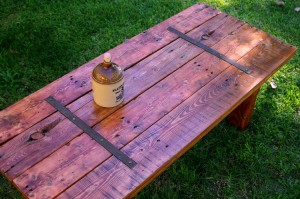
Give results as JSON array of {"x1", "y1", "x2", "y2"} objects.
[
  {"x1": 0, "y1": 12, "x2": 234, "y2": 180},
  {"x1": 13, "y1": 22, "x2": 272, "y2": 198},
  {"x1": 228, "y1": 88, "x2": 260, "y2": 130},
  {"x1": 0, "y1": 3, "x2": 219, "y2": 144},
  {"x1": 0, "y1": 92, "x2": 92, "y2": 167},
  {"x1": 56, "y1": 30, "x2": 296, "y2": 199}
]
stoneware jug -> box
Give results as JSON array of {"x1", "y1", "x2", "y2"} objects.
[{"x1": 92, "y1": 53, "x2": 124, "y2": 107}]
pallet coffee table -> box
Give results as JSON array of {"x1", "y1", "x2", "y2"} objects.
[{"x1": 0, "y1": 3, "x2": 297, "y2": 198}]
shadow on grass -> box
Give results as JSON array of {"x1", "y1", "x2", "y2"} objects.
[{"x1": 0, "y1": 174, "x2": 22, "y2": 199}]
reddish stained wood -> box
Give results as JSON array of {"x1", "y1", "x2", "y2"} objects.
[
  {"x1": 228, "y1": 88, "x2": 260, "y2": 130},
  {"x1": 0, "y1": 13, "x2": 237, "y2": 180},
  {"x1": 0, "y1": 92, "x2": 92, "y2": 164},
  {"x1": 226, "y1": 36, "x2": 297, "y2": 131},
  {"x1": 12, "y1": 23, "x2": 272, "y2": 198},
  {"x1": 56, "y1": 34, "x2": 296, "y2": 199},
  {"x1": 0, "y1": 3, "x2": 219, "y2": 144}
]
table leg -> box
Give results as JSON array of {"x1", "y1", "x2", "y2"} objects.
[{"x1": 228, "y1": 88, "x2": 260, "y2": 131}]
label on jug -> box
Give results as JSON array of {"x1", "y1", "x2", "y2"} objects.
[{"x1": 114, "y1": 84, "x2": 124, "y2": 103}]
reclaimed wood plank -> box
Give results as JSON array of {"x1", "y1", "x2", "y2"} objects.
[
  {"x1": 13, "y1": 23, "x2": 271, "y2": 198},
  {"x1": 0, "y1": 3, "x2": 219, "y2": 144},
  {"x1": 0, "y1": 92, "x2": 92, "y2": 165},
  {"x1": 56, "y1": 34, "x2": 296, "y2": 199},
  {"x1": 0, "y1": 13, "x2": 235, "y2": 180}
]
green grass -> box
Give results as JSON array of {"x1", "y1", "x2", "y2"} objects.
[{"x1": 0, "y1": 0, "x2": 299, "y2": 198}]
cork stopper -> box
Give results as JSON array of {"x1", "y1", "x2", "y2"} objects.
[{"x1": 104, "y1": 53, "x2": 112, "y2": 63}]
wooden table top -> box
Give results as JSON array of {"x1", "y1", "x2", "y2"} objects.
[{"x1": 0, "y1": 3, "x2": 297, "y2": 198}]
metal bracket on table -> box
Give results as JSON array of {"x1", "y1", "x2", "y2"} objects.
[
  {"x1": 167, "y1": 27, "x2": 252, "y2": 74},
  {"x1": 45, "y1": 96, "x2": 137, "y2": 169}
]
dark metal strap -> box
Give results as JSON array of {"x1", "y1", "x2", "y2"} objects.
[
  {"x1": 45, "y1": 96, "x2": 137, "y2": 169},
  {"x1": 167, "y1": 27, "x2": 252, "y2": 74}
]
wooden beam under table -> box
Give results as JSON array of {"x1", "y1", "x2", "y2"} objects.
[{"x1": 228, "y1": 88, "x2": 260, "y2": 131}]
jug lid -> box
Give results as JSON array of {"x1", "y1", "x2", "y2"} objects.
[{"x1": 92, "y1": 53, "x2": 123, "y2": 84}]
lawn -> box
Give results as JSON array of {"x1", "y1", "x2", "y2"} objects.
[{"x1": 0, "y1": 0, "x2": 299, "y2": 198}]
